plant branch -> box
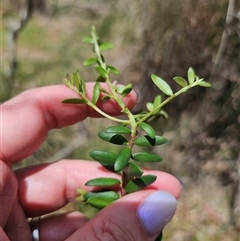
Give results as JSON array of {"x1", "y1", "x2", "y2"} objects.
[{"x1": 136, "y1": 82, "x2": 199, "y2": 125}]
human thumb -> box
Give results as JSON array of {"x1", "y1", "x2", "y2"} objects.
[{"x1": 66, "y1": 190, "x2": 177, "y2": 241}]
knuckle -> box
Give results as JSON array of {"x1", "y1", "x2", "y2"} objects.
[{"x1": 91, "y1": 216, "x2": 135, "y2": 241}]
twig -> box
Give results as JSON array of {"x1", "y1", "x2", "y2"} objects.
[
  {"x1": 211, "y1": 0, "x2": 235, "y2": 75},
  {"x1": 6, "y1": 0, "x2": 34, "y2": 99}
]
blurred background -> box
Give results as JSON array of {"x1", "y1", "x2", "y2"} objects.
[{"x1": 2, "y1": 0, "x2": 240, "y2": 240}]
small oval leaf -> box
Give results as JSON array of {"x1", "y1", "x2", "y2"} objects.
[
  {"x1": 83, "y1": 58, "x2": 98, "y2": 66},
  {"x1": 198, "y1": 81, "x2": 211, "y2": 87},
  {"x1": 114, "y1": 147, "x2": 131, "y2": 172},
  {"x1": 153, "y1": 95, "x2": 162, "y2": 108},
  {"x1": 122, "y1": 84, "x2": 133, "y2": 96},
  {"x1": 125, "y1": 175, "x2": 157, "y2": 194},
  {"x1": 173, "y1": 76, "x2": 188, "y2": 87},
  {"x1": 99, "y1": 42, "x2": 113, "y2": 51},
  {"x1": 104, "y1": 126, "x2": 131, "y2": 134},
  {"x1": 95, "y1": 66, "x2": 108, "y2": 78},
  {"x1": 151, "y1": 74, "x2": 173, "y2": 96},
  {"x1": 83, "y1": 191, "x2": 119, "y2": 201},
  {"x1": 92, "y1": 82, "x2": 100, "y2": 104},
  {"x1": 116, "y1": 84, "x2": 133, "y2": 97},
  {"x1": 101, "y1": 95, "x2": 111, "y2": 102},
  {"x1": 96, "y1": 75, "x2": 106, "y2": 82},
  {"x1": 89, "y1": 151, "x2": 118, "y2": 165},
  {"x1": 98, "y1": 131, "x2": 127, "y2": 145},
  {"x1": 146, "y1": 102, "x2": 154, "y2": 112},
  {"x1": 62, "y1": 98, "x2": 86, "y2": 104},
  {"x1": 126, "y1": 162, "x2": 143, "y2": 177},
  {"x1": 72, "y1": 71, "x2": 81, "y2": 91},
  {"x1": 187, "y1": 67, "x2": 195, "y2": 85},
  {"x1": 132, "y1": 152, "x2": 162, "y2": 162},
  {"x1": 82, "y1": 37, "x2": 94, "y2": 43},
  {"x1": 134, "y1": 135, "x2": 167, "y2": 147},
  {"x1": 85, "y1": 177, "x2": 120, "y2": 187},
  {"x1": 87, "y1": 196, "x2": 115, "y2": 209},
  {"x1": 78, "y1": 202, "x2": 100, "y2": 219},
  {"x1": 107, "y1": 65, "x2": 120, "y2": 75},
  {"x1": 138, "y1": 122, "x2": 155, "y2": 139}
]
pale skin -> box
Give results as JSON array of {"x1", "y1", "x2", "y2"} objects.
[{"x1": 0, "y1": 84, "x2": 181, "y2": 241}]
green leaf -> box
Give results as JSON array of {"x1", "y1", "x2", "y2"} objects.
[
  {"x1": 160, "y1": 110, "x2": 168, "y2": 119},
  {"x1": 72, "y1": 71, "x2": 80, "y2": 91},
  {"x1": 146, "y1": 102, "x2": 154, "y2": 112},
  {"x1": 151, "y1": 74, "x2": 173, "y2": 96},
  {"x1": 198, "y1": 81, "x2": 211, "y2": 87},
  {"x1": 80, "y1": 77, "x2": 86, "y2": 95},
  {"x1": 126, "y1": 162, "x2": 143, "y2": 177},
  {"x1": 64, "y1": 73, "x2": 72, "y2": 87},
  {"x1": 95, "y1": 66, "x2": 108, "y2": 78},
  {"x1": 114, "y1": 147, "x2": 131, "y2": 172},
  {"x1": 134, "y1": 135, "x2": 167, "y2": 146},
  {"x1": 99, "y1": 42, "x2": 113, "y2": 51},
  {"x1": 92, "y1": 82, "x2": 100, "y2": 104},
  {"x1": 132, "y1": 152, "x2": 162, "y2": 162},
  {"x1": 107, "y1": 65, "x2": 120, "y2": 75},
  {"x1": 87, "y1": 196, "x2": 115, "y2": 209},
  {"x1": 77, "y1": 188, "x2": 86, "y2": 195},
  {"x1": 85, "y1": 177, "x2": 120, "y2": 187},
  {"x1": 98, "y1": 131, "x2": 127, "y2": 145},
  {"x1": 78, "y1": 202, "x2": 100, "y2": 219},
  {"x1": 173, "y1": 76, "x2": 188, "y2": 87},
  {"x1": 101, "y1": 95, "x2": 111, "y2": 102},
  {"x1": 82, "y1": 36, "x2": 94, "y2": 43},
  {"x1": 71, "y1": 70, "x2": 86, "y2": 94},
  {"x1": 116, "y1": 86, "x2": 125, "y2": 94},
  {"x1": 104, "y1": 125, "x2": 131, "y2": 134},
  {"x1": 83, "y1": 58, "x2": 98, "y2": 66},
  {"x1": 117, "y1": 84, "x2": 133, "y2": 97},
  {"x1": 83, "y1": 190, "x2": 119, "y2": 201},
  {"x1": 99, "y1": 87, "x2": 110, "y2": 94},
  {"x1": 96, "y1": 76, "x2": 106, "y2": 82},
  {"x1": 89, "y1": 151, "x2": 118, "y2": 166},
  {"x1": 153, "y1": 95, "x2": 162, "y2": 108},
  {"x1": 187, "y1": 67, "x2": 195, "y2": 85},
  {"x1": 125, "y1": 175, "x2": 157, "y2": 194},
  {"x1": 138, "y1": 122, "x2": 155, "y2": 139},
  {"x1": 62, "y1": 98, "x2": 86, "y2": 104}
]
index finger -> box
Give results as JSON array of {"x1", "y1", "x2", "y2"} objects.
[{"x1": 0, "y1": 84, "x2": 137, "y2": 165}]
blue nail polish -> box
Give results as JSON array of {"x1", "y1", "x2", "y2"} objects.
[{"x1": 137, "y1": 191, "x2": 177, "y2": 235}]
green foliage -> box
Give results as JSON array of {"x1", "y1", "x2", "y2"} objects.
[
  {"x1": 85, "y1": 177, "x2": 120, "y2": 187},
  {"x1": 132, "y1": 152, "x2": 162, "y2": 162},
  {"x1": 134, "y1": 135, "x2": 167, "y2": 147},
  {"x1": 125, "y1": 175, "x2": 157, "y2": 194},
  {"x1": 87, "y1": 196, "x2": 115, "y2": 209},
  {"x1": 98, "y1": 131, "x2": 128, "y2": 145},
  {"x1": 138, "y1": 122, "x2": 155, "y2": 139},
  {"x1": 151, "y1": 74, "x2": 173, "y2": 96},
  {"x1": 63, "y1": 26, "x2": 211, "y2": 239},
  {"x1": 114, "y1": 147, "x2": 131, "y2": 172}
]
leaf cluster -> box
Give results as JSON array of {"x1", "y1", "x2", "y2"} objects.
[{"x1": 62, "y1": 26, "x2": 211, "y2": 231}]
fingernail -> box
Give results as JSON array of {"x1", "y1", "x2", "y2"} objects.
[{"x1": 137, "y1": 191, "x2": 177, "y2": 236}]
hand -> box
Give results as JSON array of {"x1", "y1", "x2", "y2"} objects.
[{"x1": 0, "y1": 84, "x2": 181, "y2": 241}]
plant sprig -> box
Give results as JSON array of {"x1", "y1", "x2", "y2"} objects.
[{"x1": 62, "y1": 26, "x2": 211, "y2": 226}]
